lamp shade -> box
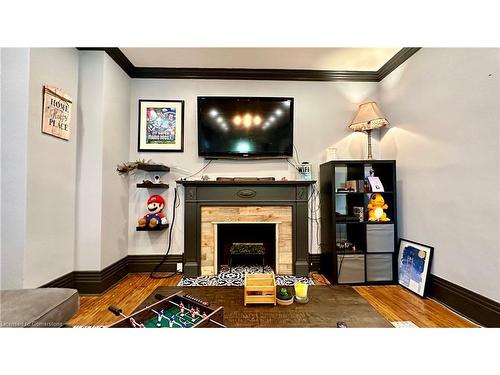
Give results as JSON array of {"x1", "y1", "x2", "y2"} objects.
[{"x1": 349, "y1": 102, "x2": 389, "y2": 132}]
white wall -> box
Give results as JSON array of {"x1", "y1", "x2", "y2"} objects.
[
  {"x1": 75, "y1": 51, "x2": 130, "y2": 271},
  {"x1": 0, "y1": 48, "x2": 30, "y2": 289},
  {"x1": 74, "y1": 51, "x2": 105, "y2": 271},
  {"x1": 128, "y1": 79, "x2": 379, "y2": 256},
  {"x1": 23, "y1": 48, "x2": 79, "y2": 288},
  {"x1": 100, "y1": 54, "x2": 130, "y2": 268},
  {"x1": 379, "y1": 48, "x2": 500, "y2": 302}
]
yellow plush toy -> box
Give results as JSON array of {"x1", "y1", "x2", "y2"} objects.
[{"x1": 367, "y1": 193, "x2": 390, "y2": 221}]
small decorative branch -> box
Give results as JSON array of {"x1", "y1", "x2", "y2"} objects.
[{"x1": 116, "y1": 159, "x2": 152, "y2": 175}]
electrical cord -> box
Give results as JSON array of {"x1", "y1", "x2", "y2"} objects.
[
  {"x1": 293, "y1": 144, "x2": 301, "y2": 164},
  {"x1": 182, "y1": 160, "x2": 213, "y2": 180},
  {"x1": 150, "y1": 187, "x2": 179, "y2": 279}
]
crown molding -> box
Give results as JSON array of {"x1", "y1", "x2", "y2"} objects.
[
  {"x1": 377, "y1": 47, "x2": 421, "y2": 80},
  {"x1": 76, "y1": 47, "x2": 421, "y2": 82}
]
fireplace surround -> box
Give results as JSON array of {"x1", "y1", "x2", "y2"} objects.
[{"x1": 177, "y1": 180, "x2": 315, "y2": 277}]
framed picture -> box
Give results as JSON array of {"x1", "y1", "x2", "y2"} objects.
[
  {"x1": 138, "y1": 100, "x2": 184, "y2": 152},
  {"x1": 41, "y1": 85, "x2": 72, "y2": 140},
  {"x1": 397, "y1": 239, "x2": 434, "y2": 297}
]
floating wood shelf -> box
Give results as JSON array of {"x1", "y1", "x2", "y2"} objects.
[
  {"x1": 136, "y1": 183, "x2": 169, "y2": 189},
  {"x1": 137, "y1": 163, "x2": 170, "y2": 172},
  {"x1": 335, "y1": 191, "x2": 393, "y2": 194},
  {"x1": 336, "y1": 221, "x2": 394, "y2": 225},
  {"x1": 136, "y1": 224, "x2": 169, "y2": 231}
]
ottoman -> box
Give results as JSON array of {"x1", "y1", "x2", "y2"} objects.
[{"x1": 0, "y1": 288, "x2": 79, "y2": 328}]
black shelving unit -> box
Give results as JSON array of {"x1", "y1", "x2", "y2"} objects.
[{"x1": 319, "y1": 160, "x2": 397, "y2": 285}]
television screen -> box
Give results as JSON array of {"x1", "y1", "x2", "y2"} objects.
[{"x1": 197, "y1": 96, "x2": 294, "y2": 158}]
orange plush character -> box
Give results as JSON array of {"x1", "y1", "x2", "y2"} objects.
[{"x1": 367, "y1": 193, "x2": 389, "y2": 222}]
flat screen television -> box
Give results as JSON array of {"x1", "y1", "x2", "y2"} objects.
[{"x1": 197, "y1": 96, "x2": 294, "y2": 158}]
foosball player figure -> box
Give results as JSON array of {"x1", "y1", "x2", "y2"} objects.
[
  {"x1": 190, "y1": 308, "x2": 196, "y2": 321},
  {"x1": 179, "y1": 302, "x2": 185, "y2": 316},
  {"x1": 156, "y1": 309, "x2": 163, "y2": 327},
  {"x1": 202, "y1": 312, "x2": 207, "y2": 320}
]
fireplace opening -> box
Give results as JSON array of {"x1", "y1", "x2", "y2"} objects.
[{"x1": 217, "y1": 223, "x2": 276, "y2": 272}]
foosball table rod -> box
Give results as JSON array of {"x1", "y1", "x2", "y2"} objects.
[
  {"x1": 108, "y1": 305, "x2": 145, "y2": 328},
  {"x1": 155, "y1": 294, "x2": 226, "y2": 328}
]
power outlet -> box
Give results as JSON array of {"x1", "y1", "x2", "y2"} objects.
[{"x1": 176, "y1": 262, "x2": 183, "y2": 272}]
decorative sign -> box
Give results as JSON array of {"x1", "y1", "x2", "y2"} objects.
[{"x1": 41, "y1": 85, "x2": 72, "y2": 140}]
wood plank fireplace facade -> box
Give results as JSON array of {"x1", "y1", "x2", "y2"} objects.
[{"x1": 177, "y1": 180, "x2": 315, "y2": 277}]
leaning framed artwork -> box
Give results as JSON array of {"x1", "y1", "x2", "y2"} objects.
[
  {"x1": 397, "y1": 239, "x2": 434, "y2": 297},
  {"x1": 138, "y1": 100, "x2": 184, "y2": 152}
]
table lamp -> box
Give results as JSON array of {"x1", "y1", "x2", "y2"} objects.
[{"x1": 349, "y1": 102, "x2": 389, "y2": 159}]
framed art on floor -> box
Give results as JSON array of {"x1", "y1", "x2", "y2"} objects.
[
  {"x1": 138, "y1": 100, "x2": 184, "y2": 152},
  {"x1": 397, "y1": 239, "x2": 433, "y2": 297}
]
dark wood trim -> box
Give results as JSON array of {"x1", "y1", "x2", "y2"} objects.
[
  {"x1": 127, "y1": 254, "x2": 183, "y2": 273},
  {"x1": 77, "y1": 47, "x2": 135, "y2": 77},
  {"x1": 41, "y1": 271, "x2": 75, "y2": 289},
  {"x1": 76, "y1": 47, "x2": 420, "y2": 82},
  {"x1": 428, "y1": 274, "x2": 500, "y2": 327},
  {"x1": 42, "y1": 255, "x2": 182, "y2": 295},
  {"x1": 71, "y1": 256, "x2": 129, "y2": 295},
  {"x1": 133, "y1": 67, "x2": 379, "y2": 82},
  {"x1": 377, "y1": 47, "x2": 421, "y2": 81},
  {"x1": 309, "y1": 253, "x2": 321, "y2": 272}
]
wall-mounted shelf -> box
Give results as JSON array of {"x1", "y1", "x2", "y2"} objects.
[
  {"x1": 336, "y1": 221, "x2": 394, "y2": 225},
  {"x1": 136, "y1": 183, "x2": 169, "y2": 189},
  {"x1": 137, "y1": 163, "x2": 170, "y2": 172},
  {"x1": 335, "y1": 191, "x2": 394, "y2": 195},
  {"x1": 136, "y1": 224, "x2": 169, "y2": 232}
]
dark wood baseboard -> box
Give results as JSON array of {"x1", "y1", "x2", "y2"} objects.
[
  {"x1": 309, "y1": 253, "x2": 321, "y2": 272},
  {"x1": 42, "y1": 254, "x2": 183, "y2": 295},
  {"x1": 72, "y1": 257, "x2": 129, "y2": 295},
  {"x1": 127, "y1": 254, "x2": 183, "y2": 273},
  {"x1": 428, "y1": 275, "x2": 500, "y2": 327}
]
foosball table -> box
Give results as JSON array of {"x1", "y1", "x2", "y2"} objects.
[{"x1": 107, "y1": 291, "x2": 225, "y2": 328}]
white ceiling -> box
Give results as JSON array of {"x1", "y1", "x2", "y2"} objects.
[{"x1": 120, "y1": 48, "x2": 401, "y2": 71}]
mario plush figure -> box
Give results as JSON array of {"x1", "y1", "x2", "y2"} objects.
[{"x1": 138, "y1": 195, "x2": 168, "y2": 228}]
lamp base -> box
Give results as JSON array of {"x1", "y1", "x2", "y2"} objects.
[{"x1": 366, "y1": 129, "x2": 373, "y2": 160}]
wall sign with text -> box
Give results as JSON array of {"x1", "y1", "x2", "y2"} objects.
[{"x1": 41, "y1": 85, "x2": 72, "y2": 140}]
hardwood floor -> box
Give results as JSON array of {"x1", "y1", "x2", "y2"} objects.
[
  {"x1": 69, "y1": 273, "x2": 183, "y2": 326},
  {"x1": 354, "y1": 285, "x2": 477, "y2": 327},
  {"x1": 68, "y1": 272, "x2": 477, "y2": 327}
]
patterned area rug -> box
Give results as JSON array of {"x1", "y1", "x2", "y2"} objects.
[{"x1": 178, "y1": 265, "x2": 314, "y2": 286}]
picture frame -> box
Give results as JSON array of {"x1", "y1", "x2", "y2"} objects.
[
  {"x1": 397, "y1": 238, "x2": 434, "y2": 297},
  {"x1": 138, "y1": 100, "x2": 184, "y2": 152}
]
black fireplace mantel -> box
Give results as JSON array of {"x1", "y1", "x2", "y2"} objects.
[{"x1": 176, "y1": 179, "x2": 316, "y2": 277}]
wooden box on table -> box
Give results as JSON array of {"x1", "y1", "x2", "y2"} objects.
[{"x1": 244, "y1": 273, "x2": 276, "y2": 306}]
